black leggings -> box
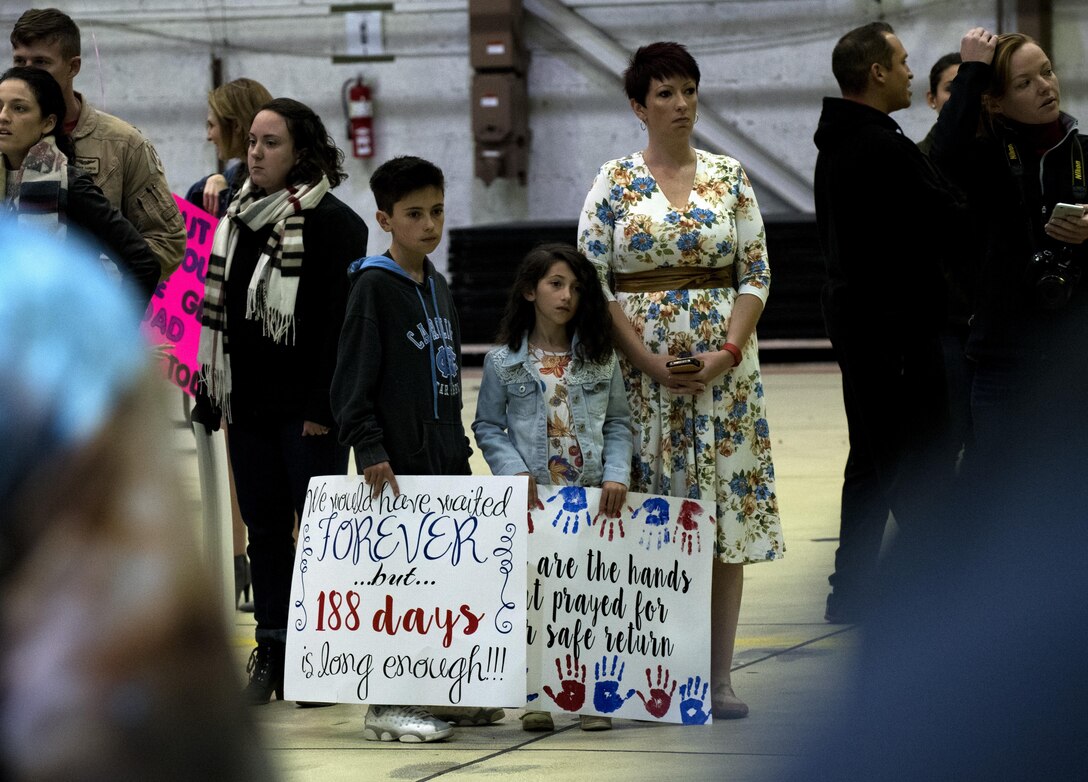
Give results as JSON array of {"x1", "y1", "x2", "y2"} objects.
[{"x1": 227, "y1": 418, "x2": 348, "y2": 636}]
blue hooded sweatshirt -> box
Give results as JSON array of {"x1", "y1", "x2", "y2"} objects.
[{"x1": 330, "y1": 253, "x2": 471, "y2": 475}]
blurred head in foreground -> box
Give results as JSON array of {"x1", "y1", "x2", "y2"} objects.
[{"x1": 0, "y1": 221, "x2": 271, "y2": 780}]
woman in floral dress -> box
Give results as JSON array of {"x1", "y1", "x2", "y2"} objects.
[{"x1": 577, "y1": 41, "x2": 783, "y2": 719}]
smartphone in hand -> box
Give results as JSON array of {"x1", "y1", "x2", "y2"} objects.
[
  {"x1": 1050, "y1": 202, "x2": 1085, "y2": 221},
  {"x1": 666, "y1": 356, "x2": 703, "y2": 374}
]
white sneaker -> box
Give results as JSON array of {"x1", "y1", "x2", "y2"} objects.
[
  {"x1": 363, "y1": 705, "x2": 453, "y2": 743},
  {"x1": 428, "y1": 706, "x2": 505, "y2": 726}
]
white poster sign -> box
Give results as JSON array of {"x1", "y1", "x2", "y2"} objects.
[
  {"x1": 284, "y1": 475, "x2": 527, "y2": 706},
  {"x1": 526, "y1": 488, "x2": 713, "y2": 724}
]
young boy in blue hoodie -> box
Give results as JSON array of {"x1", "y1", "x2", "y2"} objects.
[{"x1": 331, "y1": 155, "x2": 498, "y2": 742}]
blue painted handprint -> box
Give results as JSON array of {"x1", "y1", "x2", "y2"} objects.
[
  {"x1": 678, "y1": 675, "x2": 711, "y2": 725},
  {"x1": 631, "y1": 497, "x2": 671, "y2": 550},
  {"x1": 545, "y1": 486, "x2": 590, "y2": 534},
  {"x1": 592, "y1": 655, "x2": 636, "y2": 713}
]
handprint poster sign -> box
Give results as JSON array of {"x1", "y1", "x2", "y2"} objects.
[
  {"x1": 527, "y1": 488, "x2": 713, "y2": 724},
  {"x1": 283, "y1": 475, "x2": 527, "y2": 706}
]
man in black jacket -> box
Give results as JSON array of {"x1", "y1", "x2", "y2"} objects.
[{"x1": 814, "y1": 22, "x2": 964, "y2": 623}]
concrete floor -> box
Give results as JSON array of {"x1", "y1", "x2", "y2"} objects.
[{"x1": 221, "y1": 364, "x2": 859, "y2": 782}]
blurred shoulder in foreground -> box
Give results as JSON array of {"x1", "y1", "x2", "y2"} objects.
[{"x1": 0, "y1": 221, "x2": 274, "y2": 781}]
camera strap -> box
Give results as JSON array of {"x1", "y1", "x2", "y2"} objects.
[{"x1": 1003, "y1": 133, "x2": 1086, "y2": 251}]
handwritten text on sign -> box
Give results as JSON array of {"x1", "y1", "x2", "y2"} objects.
[
  {"x1": 140, "y1": 195, "x2": 215, "y2": 396},
  {"x1": 284, "y1": 475, "x2": 528, "y2": 706},
  {"x1": 527, "y1": 488, "x2": 713, "y2": 724}
]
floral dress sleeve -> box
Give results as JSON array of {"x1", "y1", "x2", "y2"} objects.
[
  {"x1": 577, "y1": 160, "x2": 620, "y2": 302},
  {"x1": 728, "y1": 160, "x2": 771, "y2": 305}
]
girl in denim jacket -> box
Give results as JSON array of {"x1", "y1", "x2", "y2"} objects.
[{"x1": 473, "y1": 244, "x2": 634, "y2": 732}]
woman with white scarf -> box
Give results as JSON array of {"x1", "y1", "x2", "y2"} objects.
[
  {"x1": 0, "y1": 66, "x2": 158, "y2": 304},
  {"x1": 196, "y1": 97, "x2": 369, "y2": 704}
]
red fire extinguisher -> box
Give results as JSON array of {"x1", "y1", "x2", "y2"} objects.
[{"x1": 342, "y1": 76, "x2": 374, "y2": 159}]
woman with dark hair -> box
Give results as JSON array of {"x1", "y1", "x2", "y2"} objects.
[
  {"x1": 930, "y1": 29, "x2": 1088, "y2": 477},
  {"x1": 577, "y1": 42, "x2": 783, "y2": 719},
  {"x1": 187, "y1": 77, "x2": 273, "y2": 216},
  {"x1": 0, "y1": 66, "x2": 157, "y2": 303},
  {"x1": 917, "y1": 52, "x2": 961, "y2": 155},
  {"x1": 196, "y1": 97, "x2": 369, "y2": 704}
]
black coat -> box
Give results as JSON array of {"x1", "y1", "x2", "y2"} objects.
[
  {"x1": 814, "y1": 97, "x2": 966, "y2": 338},
  {"x1": 223, "y1": 191, "x2": 368, "y2": 426},
  {"x1": 930, "y1": 61, "x2": 1088, "y2": 363},
  {"x1": 59, "y1": 168, "x2": 159, "y2": 304}
]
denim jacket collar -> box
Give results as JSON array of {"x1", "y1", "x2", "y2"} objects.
[{"x1": 495, "y1": 332, "x2": 614, "y2": 385}]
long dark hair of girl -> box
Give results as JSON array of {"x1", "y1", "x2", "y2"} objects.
[
  {"x1": 0, "y1": 66, "x2": 75, "y2": 160},
  {"x1": 496, "y1": 243, "x2": 613, "y2": 365}
]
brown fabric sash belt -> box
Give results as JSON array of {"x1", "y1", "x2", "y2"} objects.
[{"x1": 613, "y1": 266, "x2": 734, "y2": 293}]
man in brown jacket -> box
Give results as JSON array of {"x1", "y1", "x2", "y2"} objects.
[{"x1": 11, "y1": 8, "x2": 184, "y2": 280}]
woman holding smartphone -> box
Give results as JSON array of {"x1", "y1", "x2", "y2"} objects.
[
  {"x1": 929, "y1": 29, "x2": 1088, "y2": 471},
  {"x1": 577, "y1": 41, "x2": 783, "y2": 719}
]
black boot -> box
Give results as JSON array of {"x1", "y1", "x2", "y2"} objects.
[
  {"x1": 234, "y1": 555, "x2": 254, "y2": 612},
  {"x1": 244, "y1": 640, "x2": 285, "y2": 705}
]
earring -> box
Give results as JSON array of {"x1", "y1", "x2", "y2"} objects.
[
  {"x1": 695, "y1": 113, "x2": 700, "y2": 125},
  {"x1": 638, "y1": 119, "x2": 646, "y2": 131}
]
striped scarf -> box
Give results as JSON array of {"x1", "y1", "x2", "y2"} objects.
[
  {"x1": 2, "y1": 136, "x2": 69, "y2": 236},
  {"x1": 198, "y1": 175, "x2": 329, "y2": 417}
]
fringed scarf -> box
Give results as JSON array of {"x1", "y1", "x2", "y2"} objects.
[
  {"x1": 198, "y1": 175, "x2": 330, "y2": 418},
  {"x1": 1, "y1": 136, "x2": 69, "y2": 236}
]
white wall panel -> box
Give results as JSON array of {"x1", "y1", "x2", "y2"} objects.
[{"x1": 2, "y1": 0, "x2": 1085, "y2": 272}]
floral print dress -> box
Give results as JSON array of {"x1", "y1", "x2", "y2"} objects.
[
  {"x1": 577, "y1": 150, "x2": 783, "y2": 564},
  {"x1": 528, "y1": 346, "x2": 584, "y2": 486}
]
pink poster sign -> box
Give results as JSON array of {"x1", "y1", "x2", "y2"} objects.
[{"x1": 141, "y1": 195, "x2": 217, "y2": 396}]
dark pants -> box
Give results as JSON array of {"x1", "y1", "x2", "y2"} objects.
[
  {"x1": 227, "y1": 418, "x2": 349, "y2": 637},
  {"x1": 824, "y1": 297, "x2": 954, "y2": 613},
  {"x1": 940, "y1": 326, "x2": 974, "y2": 466},
  {"x1": 967, "y1": 306, "x2": 1088, "y2": 486},
  {"x1": 967, "y1": 357, "x2": 1023, "y2": 477},
  {"x1": 828, "y1": 400, "x2": 887, "y2": 605}
]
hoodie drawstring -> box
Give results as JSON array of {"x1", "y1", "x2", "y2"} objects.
[{"x1": 414, "y1": 286, "x2": 440, "y2": 419}]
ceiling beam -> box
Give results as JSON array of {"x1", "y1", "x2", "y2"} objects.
[{"x1": 523, "y1": 0, "x2": 813, "y2": 211}]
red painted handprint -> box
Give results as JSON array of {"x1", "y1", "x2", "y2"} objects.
[
  {"x1": 542, "y1": 654, "x2": 587, "y2": 712},
  {"x1": 527, "y1": 497, "x2": 543, "y2": 534},
  {"x1": 637, "y1": 665, "x2": 678, "y2": 718},
  {"x1": 591, "y1": 510, "x2": 625, "y2": 541},
  {"x1": 674, "y1": 500, "x2": 705, "y2": 555}
]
